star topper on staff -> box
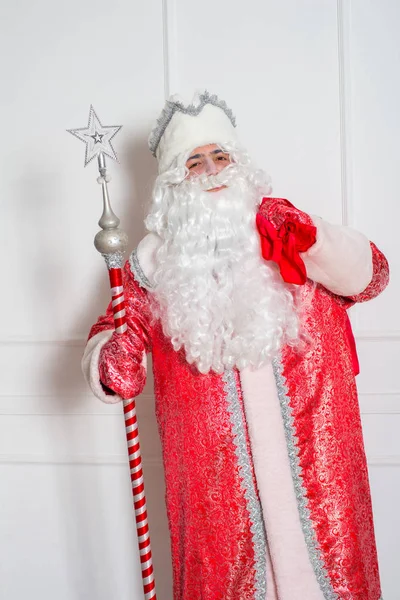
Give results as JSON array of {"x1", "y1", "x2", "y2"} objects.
[{"x1": 67, "y1": 104, "x2": 122, "y2": 167}]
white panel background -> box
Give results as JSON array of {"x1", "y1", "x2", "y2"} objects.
[{"x1": 1, "y1": 0, "x2": 398, "y2": 598}]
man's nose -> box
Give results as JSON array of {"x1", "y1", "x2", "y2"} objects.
[{"x1": 204, "y1": 156, "x2": 218, "y2": 175}]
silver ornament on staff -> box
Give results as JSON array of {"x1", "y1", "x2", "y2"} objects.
[{"x1": 68, "y1": 106, "x2": 157, "y2": 600}]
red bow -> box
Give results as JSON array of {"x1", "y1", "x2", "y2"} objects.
[{"x1": 256, "y1": 213, "x2": 317, "y2": 285}]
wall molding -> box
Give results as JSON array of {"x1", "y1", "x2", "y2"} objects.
[
  {"x1": 0, "y1": 453, "x2": 163, "y2": 466},
  {"x1": 0, "y1": 452, "x2": 397, "y2": 467},
  {"x1": 336, "y1": 0, "x2": 353, "y2": 228},
  {"x1": 367, "y1": 456, "x2": 400, "y2": 467},
  {"x1": 0, "y1": 338, "x2": 86, "y2": 347},
  {"x1": 1, "y1": 330, "x2": 398, "y2": 346},
  {"x1": 162, "y1": 0, "x2": 178, "y2": 98},
  {"x1": 355, "y1": 331, "x2": 400, "y2": 341},
  {"x1": 0, "y1": 393, "x2": 398, "y2": 415},
  {"x1": 0, "y1": 393, "x2": 155, "y2": 414}
]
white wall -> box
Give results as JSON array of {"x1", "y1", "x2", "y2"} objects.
[{"x1": 1, "y1": 1, "x2": 398, "y2": 598}]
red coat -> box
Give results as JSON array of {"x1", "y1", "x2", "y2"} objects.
[{"x1": 83, "y1": 198, "x2": 389, "y2": 600}]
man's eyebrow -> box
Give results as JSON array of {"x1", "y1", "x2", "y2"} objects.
[{"x1": 188, "y1": 149, "x2": 225, "y2": 161}]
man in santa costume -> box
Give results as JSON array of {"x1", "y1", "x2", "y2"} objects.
[{"x1": 82, "y1": 91, "x2": 389, "y2": 600}]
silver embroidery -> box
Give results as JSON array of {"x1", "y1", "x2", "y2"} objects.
[
  {"x1": 129, "y1": 249, "x2": 153, "y2": 290},
  {"x1": 102, "y1": 251, "x2": 124, "y2": 270},
  {"x1": 272, "y1": 357, "x2": 339, "y2": 600},
  {"x1": 223, "y1": 370, "x2": 267, "y2": 600},
  {"x1": 148, "y1": 90, "x2": 237, "y2": 156}
]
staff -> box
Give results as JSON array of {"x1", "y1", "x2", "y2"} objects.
[{"x1": 68, "y1": 106, "x2": 157, "y2": 600}]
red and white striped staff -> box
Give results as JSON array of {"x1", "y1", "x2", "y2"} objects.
[
  {"x1": 108, "y1": 268, "x2": 156, "y2": 599},
  {"x1": 68, "y1": 106, "x2": 157, "y2": 599}
]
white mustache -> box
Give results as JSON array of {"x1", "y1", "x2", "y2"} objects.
[{"x1": 194, "y1": 164, "x2": 242, "y2": 191}]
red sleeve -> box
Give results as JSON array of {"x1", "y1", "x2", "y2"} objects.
[
  {"x1": 332, "y1": 242, "x2": 389, "y2": 310},
  {"x1": 258, "y1": 197, "x2": 389, "y2": 304}
]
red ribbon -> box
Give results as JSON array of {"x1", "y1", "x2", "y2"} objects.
[{"x1": 256, "y1": 213, "x2": 317, "y2": 285}]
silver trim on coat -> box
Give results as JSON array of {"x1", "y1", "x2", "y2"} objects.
[{"x1": 223, "y1": 370, "x2": 267, "y2": 600}]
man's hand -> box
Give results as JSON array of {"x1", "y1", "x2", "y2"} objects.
[
  {"x1": 99, "y1": 331, "x2": 146, "y2": 400},
  {"x1": 259, "y1": 197, "x2": 315, "y2": 229},
  {"x1": 257, "y1": 197, "x2": 317, "y2": 285}
]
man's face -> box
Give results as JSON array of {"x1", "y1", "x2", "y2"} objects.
[{"x1": 185, "y1": 143, "x2": 231, "y2": 192}]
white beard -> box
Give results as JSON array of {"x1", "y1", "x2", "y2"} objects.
[{"x1": 145, "y1": 158, "x2": 299, "y2": 374}]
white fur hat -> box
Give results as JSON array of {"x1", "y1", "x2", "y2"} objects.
[{"x1": 149, "y1": 91, "x2": 238, "y2": 173}]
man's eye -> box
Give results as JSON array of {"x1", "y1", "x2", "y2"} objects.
[
  {"x1": 188, "y1": 162, "x2": 200, "y2": 169},
  {"x1": 217, "y1": 156, "x2": 228, "y2": 161}
]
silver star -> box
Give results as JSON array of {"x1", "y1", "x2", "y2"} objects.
[
  {"x1": 67, "y1": 105, "x2": 122, "y2": 167},
  {"x1": 91, "y1": 132, "x2": 104, "y2": 144}
]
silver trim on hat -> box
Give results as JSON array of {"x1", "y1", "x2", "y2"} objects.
[{"x1": 148, "y1": 90, "x2": 237, "y2": 157}]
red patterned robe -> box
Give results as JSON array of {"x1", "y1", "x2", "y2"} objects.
[{"x1": 83, "y1": 198, "x2": 389, "y2": 600}]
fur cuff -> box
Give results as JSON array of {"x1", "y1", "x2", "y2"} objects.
[
  {"x1": 81, "y1": 330, "x2": 123, "y2": 404},
  {"x1": 302, "y1": 217, "x2": 373, "y2": 297}
]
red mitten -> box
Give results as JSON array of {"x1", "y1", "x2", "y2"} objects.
[
  {"x1": 257, "y1": 197, "x2": 317, "y2": 285},
  {"x1": 99, "y1": 330, "x2": 146, "y2": 400},
  {"x1": 259, "y1": 197, "x2": 315, "y2": 229}
]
